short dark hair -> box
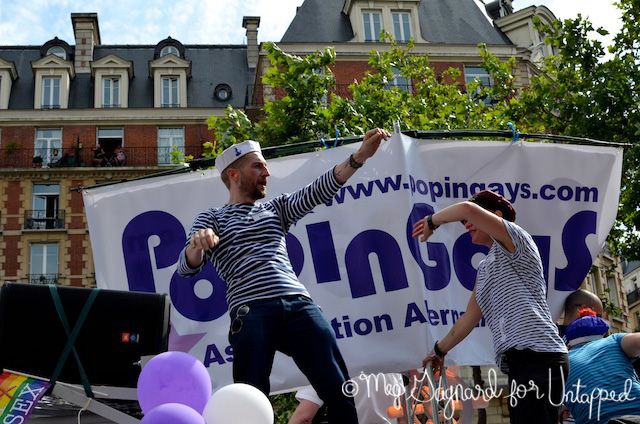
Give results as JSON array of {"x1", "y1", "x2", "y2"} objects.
[
  {"x1": 469, "y1": 190, "x2": 516, "y2": 222},
  {"x1": 219, "y1": 154, "x2": 251, "y2": 190}
]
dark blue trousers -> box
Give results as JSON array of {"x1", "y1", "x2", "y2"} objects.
[{"x1": 228, "y1": 295, "x2": 357, "y2": 424}]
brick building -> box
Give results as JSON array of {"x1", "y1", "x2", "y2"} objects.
[{"x1": 0, "y1": 13, "x2": 257, "y2": 286}]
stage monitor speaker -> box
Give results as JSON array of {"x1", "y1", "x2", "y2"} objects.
[{"x1": 0, "y1": 283, "x2": 170, "y2": 388}]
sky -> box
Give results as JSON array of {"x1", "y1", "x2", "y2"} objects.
[{"x1": 0, "y1": 0, "x2": 623, "y2": 47}]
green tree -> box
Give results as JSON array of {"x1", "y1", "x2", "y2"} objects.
[
  {"x1": 520, "y1": 1, "x2": 639, "y2": 259},
  {"x1": 207, "y1": 5, "x2": 639, "y2": 257},
  {"x1": 208, "y1": 37, "x2": 525, "y2": 145}
]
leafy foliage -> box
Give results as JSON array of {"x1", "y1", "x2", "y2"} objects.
[{"x1": 206, "y1": 4, "x2": 639, "y2": 257}]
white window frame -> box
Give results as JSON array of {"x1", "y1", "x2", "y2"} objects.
[
  {"x1": 35, "y1": 128, "x2": 62, "y2": 166},
  {"x1": 102, "y1": 77, "x2": 121, "y2": 108},
  {"x1": 41, "y1": 77, "x2": 61, "y2": 109},
  {"x1": 95, "y1": 128, "x2": 125, "y2": 166},
  {"x1": 392, "y1": 11, "x2": 411, "y2": 42},
  {"x1": 157, "y1": 127, "x2": 185, "y2": 165},
  {"x1": 31, "y1": 183, "x2": 60, "y2": 230},
  {"x1": 29, "y1": 243, "x2": 59, "y2": 283},
  {"x1": 47, "y1": 46, "x2": 66, "y2": 60},
  {"x1": 161, "y1": 77, "x2": 179, "y2": 108},
  {"x1": 160, "y1": 46, "x2": 180, "y2": 57},
  {"x1": 363, "y1": 11, "x2": 382, "y2": 42}
]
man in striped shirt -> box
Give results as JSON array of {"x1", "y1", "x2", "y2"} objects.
[{"x1": 177, "y1": 128, "x2": 390, "y2": 423}]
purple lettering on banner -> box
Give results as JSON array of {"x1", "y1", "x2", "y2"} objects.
[
  {"x1": 122, "y1": 210, "x2": 186, "y2": 293},
  {"x1": 452, "y1": 232, "x2": 489, "y2": 291},
  {"x1": 555, "y1": 210, "x2": 597, "y2": 291},
  {"x1": 306, "y1": 221, "x2": 341, "y2": 283},
  {"x1": 169, "y1": 263, "x2": 229, "y2": 322},
  {"x1": 406, "y1": 203, "x2": 451, "y2": 291},
  {"x1": 286, "y1": 233, "x2": 304, "y2": 276},
  {"x1": 345, "y1": 230, "x2": 409, "y2": 298},
  {"x1": 532, "y1": 235, "x2": 551, "y2": 286}
]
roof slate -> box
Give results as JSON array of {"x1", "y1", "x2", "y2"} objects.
[
  {"x1": 0, "y1": 45, "x2": 252, "y2": 109},
  {"x1": 281, "y1": 0, "x2": 510, "y2": 45}
]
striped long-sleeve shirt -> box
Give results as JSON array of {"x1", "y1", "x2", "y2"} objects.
[
  {"x1": 177, "y1": 168, "x2": 342, "y2": 310},
  {"x1": 475, "y1": 220, "x2": 567, "y2": 367}
]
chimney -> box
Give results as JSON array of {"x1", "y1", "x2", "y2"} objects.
[
  {"x1": 242, "y1": 16, "x2": 260, "y2": 69},
  {"x1": 71, "y1": 13, "x2": 101, "y2": 74},
  {"x1": 485, "y1": 0, "x2": 513, "y2": 20}
]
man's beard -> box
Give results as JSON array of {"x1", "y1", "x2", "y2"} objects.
[{"x1": 240, "y1": 178, "x2": 266, "y2": 201}]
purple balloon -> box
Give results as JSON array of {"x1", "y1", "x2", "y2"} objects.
[
  {"x1": 137, "y1": 351, "x2": 212, "y2": 414},
  {"x1": 141, "y1": 403, "x2": 205, "y2": 424}
]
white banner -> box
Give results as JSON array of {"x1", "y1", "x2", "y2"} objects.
[{"x1": 84, "y1": 134, "x2": 622, "y2": 392}]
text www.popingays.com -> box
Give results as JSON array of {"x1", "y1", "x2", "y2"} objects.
[{"x1": 326, "y1": 175, "x2": 599, "y2": 206}]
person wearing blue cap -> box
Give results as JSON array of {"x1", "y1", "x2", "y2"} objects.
[
  {"x1": 562, "y1": 290, "x2": 640, "y2": 424},
  {"x1": 413, "y1": 189, "x2": 568, "y2": 424},
  {"x1": 177, "y1": 128, "x2": 391, "y2": 423}
]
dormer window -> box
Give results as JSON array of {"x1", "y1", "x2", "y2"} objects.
[
  {"x1": 47, "y1": 46, "x2": 67, "y2": 60},
  {"x1": 161, "y1": 76, "x2": 179, "y2": 107},
  {"x1": 149, "y1": 48, "x2": 191, "y2": 108},
  {"x1": 154, "y1": 37, "x2": 186, "y2": 60},
  {"x1": 363, "y1": 10, "x2": 382, "y2": 42},
  {"x1": 392, "y1": 11, "x2": 411, "y2": 42},
  {"x1": 0, "y1": 57, "x2": 18, "y2": 109},
  {"x1": 91, "y1": 54, "x2": 133, "y2": 109},
  {"x1": 32, "y1": 53, "x2": 74, "y2": 110},
  {"x1": 160, "y1": 46, "x2": 180, "y2": 58},
  {"x1": 103, "y1": 77, "x2": 120, "y2": 108},
  {"x1": 42, "y1": 77, "x2": 61, "y2": 109},
  {"x1": 345, "y1": 1, "x2": 423, "y2": 43}
]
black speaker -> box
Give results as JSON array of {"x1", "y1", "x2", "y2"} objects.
[{"x1": 0, "y1": 283, "x2": 170, "y2": 388}]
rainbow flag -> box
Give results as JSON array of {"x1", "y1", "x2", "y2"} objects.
[{"x1": 0, "y1": 371, "x2": 50, "y2": 422}]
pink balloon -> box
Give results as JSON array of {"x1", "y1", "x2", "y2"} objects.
[
  {"x1": 141, "y1": 403, "x2": 205, "y2": 424},
  {"x1": 137, "y1": 352, "x2": 211, "y2": 414}
]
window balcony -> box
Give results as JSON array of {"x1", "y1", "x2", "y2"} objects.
[
  {"x1": 28, "y1": 273, "x2": 59, "y2": 285},
  {"x1": 627, "y1": 288, "x2": 640, "y2": 306},
  {"x1": 0, "y1": 146, "x2": 204, "y2": 168},
  {"x1": 24, "y1": 210, "x2": 65, "y2": 230}
]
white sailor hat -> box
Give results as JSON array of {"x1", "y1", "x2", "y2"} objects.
[{"x1": 215, "y1": 140, "x2": 263, "y2": 172}]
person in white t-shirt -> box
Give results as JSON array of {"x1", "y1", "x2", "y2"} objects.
[{"x1": 413, "y1": 189, "x2": 568, "y2": 424}]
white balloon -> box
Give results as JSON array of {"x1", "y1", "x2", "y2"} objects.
[{"x1": 203, "y1": 383, "x2": 274, "y2": 424}]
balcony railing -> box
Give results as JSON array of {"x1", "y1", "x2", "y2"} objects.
[
  {"x1": 28, "y1": 273, "x2": 59, "y2": 285},
  {"x1": 627, "y1": 288, "x2": 640, "y2": 306},
  {"x1": 24, "y1": 210, "x2": 65, "y2": 230},
  {"x1": 245, "y1": 83, "x2": 413, "y2": 107},
  {"x1": 0, "y1": 146, "x2": 204, "y2": 168}
]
